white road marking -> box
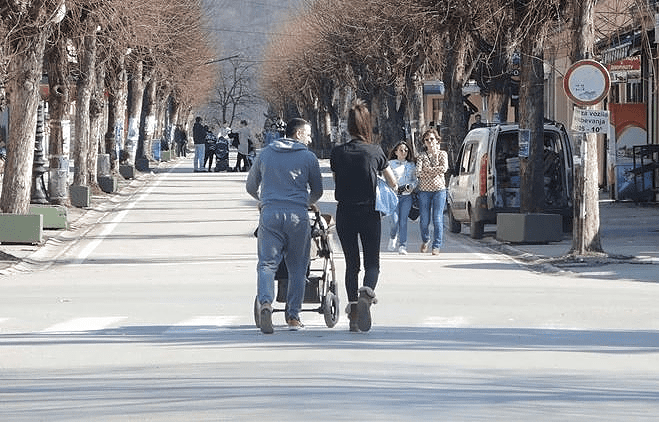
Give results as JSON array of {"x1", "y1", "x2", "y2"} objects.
[
  {"x1": 41, "y1": 317, "x2": 127, "y2": 333},
  {"x1": 423, "y1": 316, "x2": 469, "y2": 328},
  {"x1": 166, "y1": 316, "x2": 239, "y2": 332}
]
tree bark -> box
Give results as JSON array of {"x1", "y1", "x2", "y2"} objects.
[
  {"x1": 0, "y1": 34, "x2": 48, "y2": 214},
  {"x1": 373, "y1": 85, "x2": 406, "y2": 154},
  {"x1": 109, "y1": 54, "x2": 128, "y2": 170},
  {"x1": 441, "y1": 36, "x2": 469, "y2": 165},
  {"x1": 570, "y1": 0, "x2": 603, "y2": 255},
  {"x1": 126, "y1": 60, "x2": 146, "y2": 165},
  {"x1": 488, "y1": 90, "x2": 510, "y2": 123},
  {"x1": 73, "y1": 30, "x2": 97, "y2": 187},
  {"x1": 140, "y1": 77, "x2": 157, "y2": 161},
  {"x1": 46, "y1": 35, "x2": 71, "y2": 205},
  {"x1": 519, "y1": 35, "x2": 546, "y2": 213},
  {"x1": 406, "y1": 75, "x2": 424, "y2": 153},
  {"x1": 87, "y1": 62, "x2": 106, "y2": 186}
]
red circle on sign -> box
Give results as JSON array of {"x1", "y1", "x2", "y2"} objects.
[{"x1": 563, "y1": 59, "x2": 611, "y2": 106}]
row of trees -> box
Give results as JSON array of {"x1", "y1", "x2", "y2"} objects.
[
  {"x1": 1, "y1": 0, "x2": 218, "y2": 213},
  {"x1": 259, "y1": 0, "x2": 615, "y2": 254}
]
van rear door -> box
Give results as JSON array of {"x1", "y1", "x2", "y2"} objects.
[{"x1": 448, "y1": 139, "x2": 480, "y2": 221}]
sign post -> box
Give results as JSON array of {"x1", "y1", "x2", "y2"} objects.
[{"x1": 563, "y1": 59, "x2": 611, "y2": 254}]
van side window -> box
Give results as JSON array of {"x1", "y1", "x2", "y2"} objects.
[{"x1": 459, "y1": 143, "x2": 478, "y2": 174}]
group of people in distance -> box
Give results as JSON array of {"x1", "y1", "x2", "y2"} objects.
[
  {"x1": 191, "y1": 116, "x2": 253, "y2": 173},
  {"x1": 246, "y1": 99, "x2": 448, "y2": 334}
]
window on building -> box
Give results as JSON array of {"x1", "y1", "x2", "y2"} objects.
[
  {"x1": 432, "y1": 98, "x2": 442, "y2": 125},
  {"x1": 626, "y1": 79, "x2": 643, "y2": 103}
]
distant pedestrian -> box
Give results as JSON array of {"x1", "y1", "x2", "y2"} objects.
[
  {"x1": 235, "y1": 120, "x2": 251, "y2": 172},
  {"x1": 246, "y1": 118, "x2": 323, "y2": 334},
  {"x1": 192, "y1": 117, "x2": 206, "y2": 172},
  {"x1": 386, "y1": 140, "x2": 417, "y2": 255},
  {"x1": 330, "y1": 99, "x2": 397, "y2": 332},
  {"x1": 416, "y1": 128, "x2": 448, "y2": 255},
  {"x1": 204, "y1": 126, "x2": 216, "y2": 171},
  {"x1": 174, "y1": 125, "x2": 187, "y2": 157}
]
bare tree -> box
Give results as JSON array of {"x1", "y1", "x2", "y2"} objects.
[
  {"x1": 505, "y1": 0, "x2": 568, "y2": 214},
  {"x1": 210, "y1": 58, "x2": 257, "y2": 128},
  {"x1": 0, "y1": 1, "x2": 65, "y2": 214},
  {"x1": 46, "y1": 27, "x2": 72, "y2": 204}
]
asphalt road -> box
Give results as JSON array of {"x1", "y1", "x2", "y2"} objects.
[{"x1": 1, "y1": 157, "x2": 658, "y2": 421}]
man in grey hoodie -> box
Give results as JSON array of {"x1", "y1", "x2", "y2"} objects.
[{"x1": 246, "y1": 118, "x2": 323, "y2": 334}]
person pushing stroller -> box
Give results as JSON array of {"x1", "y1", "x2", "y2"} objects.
[{"x1": 246, "y1": 118, "x2": 323, "y2": 334}]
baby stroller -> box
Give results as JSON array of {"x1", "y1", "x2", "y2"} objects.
[
  {"x1": 214, "y1": 136, "x2": 230, "y2": 172},
  {"x1": 253, "y1": 208, "x2": 340, "y2": 328}
]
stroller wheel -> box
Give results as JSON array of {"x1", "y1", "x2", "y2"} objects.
[
  {"x1": 323, "y1": 292, "x2": 340, "y2": 328},
  {"x1": 253, "y1": 296, "x2": 260, "y2": 328}
]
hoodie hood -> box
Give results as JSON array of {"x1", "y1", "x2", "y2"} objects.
[{"x1": 269, "y1": 138, "x2": 308, "y2": 152}]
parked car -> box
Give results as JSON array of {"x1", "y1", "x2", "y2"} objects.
[{"x1": 446, "y1": 121, "x2": 574, "y2": 239}]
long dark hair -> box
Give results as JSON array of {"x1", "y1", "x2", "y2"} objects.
[
  {"x1": 388, "y1": 140, "x2": 415, "y2": 162},
  {"x1": 347, "y1": 99, "x2": 373, "y2": 144}
]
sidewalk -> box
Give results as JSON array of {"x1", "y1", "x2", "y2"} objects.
[
  {"x1": 1, "y1": 157, "x2": 657, "y2": 281},
  {"x1": 479, "y1": 195, "x2": 659, "y2": 282}
]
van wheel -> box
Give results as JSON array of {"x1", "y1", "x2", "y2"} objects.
[
  {"x1": 447, "y1": 205, "x2": 461, "y2": 233},
  {"x1": 469, "y1": 211, "x2": 484, "y2": 239}
]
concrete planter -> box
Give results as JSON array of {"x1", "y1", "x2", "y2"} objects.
[
  {"x1": 119, "y1": 165, "x2": 135, "y2": 180},
  {"x1": 135, "y1": 158, "x2": 150, "y2": 172},
  {"x1": 496, "y1": 213, "x2": 563, "y2": 243},
  {"x1": 0, "y1": 213, "x2": 43, "y2": 244},
  {"x1": 98, "y1": 176, "x2": 118, "y2": 194},
  {"x1": 28, "y1": 205, "x2": 68, "y2": 230},
  {"x1": 70, "y1": 185, "x2": 91, "y2": 208}
]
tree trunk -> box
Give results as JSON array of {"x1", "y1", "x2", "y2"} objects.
[
  {"x1": 519, "y1": 35, "x2": 546, "y2": 214},
  {"x1": 570, "y1": 0, "x2": 603, "y2": 255},
  {"x1": 0, "y1": 34, "x2": 47, "y2": 214},
  {"x1": 140, "y1": 77, "x2": 157, "y2": 161},
  {"x1": 374, "y1": 85, "x2": 406, "y2": 154},
  {"x1": 109, "y1": 55, "x2": 128, "y2": 170},
  {"x1": 406, "y1": 75, "x2": 424, "y2": 153},
  {"x1": 488, "y1": 90, "x2": 510, "y2": 123},
  {"x1": 126, "y1": 60, "x2": 145, "y2": 165},
  {"x1": 73, "y1": 30, "x2": 97, "y2": 187},
  {"x1": 46, "y1": 35, "x2": 71, "y2": 205},
  {"x1": 87, "y1": 63, "x2": 106, "y2": 186},
  {"x1": 441, "y1": 36, "x2": 469, "y2": 165},
  {"x1": 156, "y1": 84, "x2": 171, "y2": 149}
]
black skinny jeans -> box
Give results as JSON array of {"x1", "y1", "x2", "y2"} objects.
[
  {"x1": 335, "y1": 202, "x2": 381, "y2": 302},
  {"x1": 235, "y1": 152, "x2": 248, "y2": 171}
]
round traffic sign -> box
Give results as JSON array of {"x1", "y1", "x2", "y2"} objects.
[{"x1": 563, "y1": 59, "x2": 611, "y2": 106}]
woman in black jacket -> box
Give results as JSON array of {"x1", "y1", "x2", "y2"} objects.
[{"x1": 330, "y1": 99, "x2": 397, "y2": 332}]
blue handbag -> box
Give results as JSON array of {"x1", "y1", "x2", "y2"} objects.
[{"x1": 375, "y1": 176, "x2": 398, "y2": 216}]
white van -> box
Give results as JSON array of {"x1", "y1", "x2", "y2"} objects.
[{"x1": 447, "y1": 121, "x2": 574, "y2": 239}]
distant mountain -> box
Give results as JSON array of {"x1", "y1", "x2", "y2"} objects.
[{"x1": 200, "y1": 0, "x2": 302, "y2": 130}]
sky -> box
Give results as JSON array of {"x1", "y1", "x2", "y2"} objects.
[{"x1": 204, "y1": 0, "x2": 302, "y2": 61}]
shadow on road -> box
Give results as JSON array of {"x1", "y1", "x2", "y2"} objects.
[{"x1": 2, "y1": 325, "x2": 658, "y2": 354}]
